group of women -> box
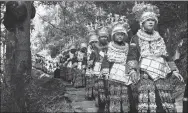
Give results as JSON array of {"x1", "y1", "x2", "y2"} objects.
[
  {"x1": 60, "y1": 3, "x2": 185, "y2": 113},
  {"x1": 34, "y1": 54, "x2": 57, "y2": 74}
]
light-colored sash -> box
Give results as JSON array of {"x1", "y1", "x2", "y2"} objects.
[
  {"x1": 109, "y1": 63, "x2": 133, "y2": 85},
  {"x1": 77, "y1": 62, "x2": 82, "y2": 70},
  {"x1": 140, "y1": 57, "x2": 171, "y2": 81},
  {"x1": 93, "y1": 62, "x2": 101, "y2": 75},
  {"x1": 67, "y1": 61, "x2": 72, "y2": 68}
]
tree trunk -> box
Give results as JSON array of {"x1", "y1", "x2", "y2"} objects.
[{"x1": 4, "y1": 1, "x2": 32, "y2": 112}]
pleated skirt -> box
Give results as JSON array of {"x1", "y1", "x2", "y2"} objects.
[{"x1": 73, "y1": 69, "x2": 86, "y2": 88}]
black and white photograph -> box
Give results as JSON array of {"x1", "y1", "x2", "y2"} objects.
[{"x1": 0, "y1": 1, "x2": 187, "y2": 112}]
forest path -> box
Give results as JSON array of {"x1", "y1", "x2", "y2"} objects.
[
  {"x1": 63, "y1": 81, "x2": 184, "y2": 113},
  {"x1": 31, "y1": 68, "x2": 184, "y2": 112},
  {"x1": 64, "y1": 86, "x2": 98, "y2": 112}
]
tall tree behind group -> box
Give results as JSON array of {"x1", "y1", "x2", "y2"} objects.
[
  {"x1": 34, "y1": 1, "x2": 106, "y2": 58},
  {"x1": 1, "y1": 1, "x2": 35, "y2": 112}
]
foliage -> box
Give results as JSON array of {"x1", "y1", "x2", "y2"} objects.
[
  {"x1": 25, "y1": 68, "x2": 73, "y2": 112},
  {"x1": 33, "y1": 1, "x2": 104, "y2": 57}
]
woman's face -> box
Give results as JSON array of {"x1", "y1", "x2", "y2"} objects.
[
  {"x1": 71, "y1": 49, "x2": 76, "y2": 54},
  {"x1": 142, "y1": 19, "x2": 156, "y2": 32},
  {"x1": 114, "y1": 32, "x2": 126, "y2": 43},
  {"x1": 81, "y1": 47, "x2": 87, "y2": 53},
  {"x1": 90, "y1": 41, "x2": 98, "y2": 48},
  {"x1": 99, "y1": 36, "x2": 108, "y2": 45}
]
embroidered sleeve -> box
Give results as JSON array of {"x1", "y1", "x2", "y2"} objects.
[
  {"x1": 168, "y1": 61, "x2": 179, "y2": 72},
  {"x1": 82, "y1": 56, "x2": 87, "y2": 69},
  {"x1": 127, "y1": 36, "x2": 140, "y2": 72},
  {"x1": 89, "y1": 51, "x2": 95, "y2": 61},
  {"x1": 101, "y1": 55, "x2": 110, "y2": 71},
  {"x1": 88, "y1": 51, "x2": 96, "y2": 67},
  {"x1": 128, "y1": 36, "x2": 140, "y2": 60},
  {"x1": 72, "y1": 57, "x2": 78, "y2": 67}
]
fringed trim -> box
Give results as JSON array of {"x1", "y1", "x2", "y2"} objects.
[
  {"x1": 137, "y1": 29, "x2": 161, "y2": 41},
  {"x1": 109, "y1": 41, "x2": 128, "y2": 52},
  {"x1": 107, "y1": 42, "x2": 129, "y2": 63},
  {"x1": 162, "y1": 102, "x2": 177, "y2": 113},
  {"x1": 137, "y1": 29, "x2": 168, "y2": 57}
]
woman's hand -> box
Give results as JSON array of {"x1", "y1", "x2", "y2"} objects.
[
  {"x1": 173, "y1": 70, "x2": 184, "y2": 82},
  {"x1": 129, "y1": 69, "x2": 140, "y2": 84},
  {"x1": 81, "y1": 69, "x2": 86, "y2": 74},
  {"x1": 101, "y1": 68, "x2": 109, "y2": 79},
  {"x1": 87, "y1": 60, "x2": 93, "y2": 67}
]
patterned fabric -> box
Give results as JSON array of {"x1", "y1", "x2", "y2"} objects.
[
  {"x1": 74, "y1": 50, "x2": 87, "y2": 88},
  {"x1": 85, "y1": 45, "x2": 96, "y2": 99},
  {"x1": 77, "y1": 51, "x2": 85, "y2": 62},
  {"x1": 93, "y1": 62, "x2": 102, "y2": 75},
  {"x1": 77, "y1": 62, "x2": 82, "y2": 70},
  {"x1": 137, "y1": 71, "x2": 177, "y2": 113},
  {"x1": 107, "y1": 80, "x2": 130, "y2": 113},
  {"x1": 140, "y1": 56, "x2": 171, "y2": 81},
  {"x1": 66, "y1": 67, "x2": 74, "y2": 82},
  {"x1": 73, "y1": 69, "x2": 85, "y2": 88},
  {"x1": 85, "y1": 75, "x2": 97, "y2": 99},
  {"x1": 93, "y1": 45, "x2": 108, "y2": 107},
  {"x1": 87, "y1": 45, "x2": 93, "y2": 61},
  {"x1": 137, "y1": 75, "x2": 156, "y2": 113},
  {"x1": 107, "y1": 42, "x2": 132, "y2": 85},
  {"x1": 109, "y1": 63, "x2": 133, "y2": 85},
  {"x1": 107, "y1": 42, "x2": 129, "y2": 64},
  {"x1": 60, "y1": 65, "x2": 67, "y2": 80},
  {"x1": 94, "y1": 41, "x2": 133, "y2": 113},
  {"x1": 137, "y1": 29, "x2": 168, "y2": 57},
  {"x1": 130, "y1": 29, "x2": 179, "y2": 113},
  {"x1": 127, "y1": 60, "x2": 138, "y2": 71},
  {"x1": 94, "y1": 76, "x2": 107, "y2": 107},
  {"x1": 155, "y1": 78, "x2": 177, "y2": 113},
  {"x1": 85, "y1": 68, "x2": 92, "y2": 76}
]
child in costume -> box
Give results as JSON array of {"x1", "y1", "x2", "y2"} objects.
[{"x1": 96, "y1": 14, "x2": 139, "y2": 113}]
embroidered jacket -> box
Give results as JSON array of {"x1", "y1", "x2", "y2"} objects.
[
  {"x1": 129, "y1": 29, "x2": 178, "y2": 81},
  {"x1": 101, "y1": 42, "x2": 135, "y2": 85}
]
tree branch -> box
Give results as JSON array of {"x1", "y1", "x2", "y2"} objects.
[{"x1": 37, "y1": 13, "x2": 66, "y2": 33}]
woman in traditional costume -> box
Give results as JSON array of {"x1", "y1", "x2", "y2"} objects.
[
  {"x1": 85, "y1": 23, "x2": 99, "y2": 100},
  {"x1": 63, "y1": 45, "x2": 78, "y2": 83},
  {"x1": 73, "y1": 43, "x2": 87, "y2": 88},
  {"x1": 130, "y1": 3, "x2": 184, "y2": 113},
  {"x1": 93, "y1": 26, "x2": 110, "y2": 107}
]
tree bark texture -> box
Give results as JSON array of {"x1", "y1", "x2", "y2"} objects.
[{"x1": 3, "y1": 1, "x2": 32, "y2": 112}]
